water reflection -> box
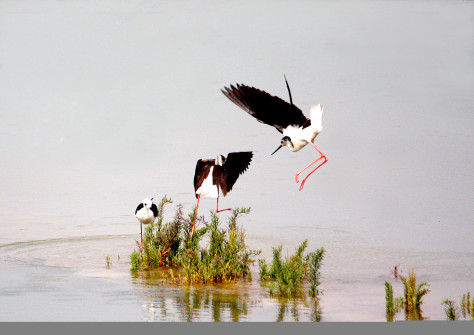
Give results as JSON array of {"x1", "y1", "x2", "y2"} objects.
[
  {"x1": 276, "y1": 297, "x2": 322, "y2": 322},
  {"x1": 132, "y1": 270, "x2": 323, "y2": 322}
]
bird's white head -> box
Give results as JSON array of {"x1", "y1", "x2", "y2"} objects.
[
  {"x1": 216, "y1": 154, "x2": 226, "y2": 166},
  {"x1": 143, "y1": 198, "x2": 153, "y2": 209}
]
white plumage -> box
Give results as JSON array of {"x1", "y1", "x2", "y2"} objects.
[{"x1": 196, "y1": 166, "x2": 219, "y2": 198}]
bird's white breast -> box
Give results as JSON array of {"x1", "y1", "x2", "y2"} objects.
[
  {"x1": 283, "y1": 105, "x2": 323, "y2": 152},
  {"x1": 283, "y1": 126, "x2": 316, "y2": 152},
  {"x1": 135, "y1": 207, "x2": 156, "y2": 225},
  {"x1": 196, "y1": 166, "x2": 219, "y2": 198}
]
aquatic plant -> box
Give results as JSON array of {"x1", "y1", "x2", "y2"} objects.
[
  {"x1": 399, "y1": 267, "x2": 430, "y2": 320},
  {"x1": 441, "y1": 291, "x2": 474, "y2": 321},
  {"x1": 383, "y1": 266, "x2": 429, "y2": 321},
  {"x1": 385, "y1": 281, "x2": 395, "y2": 322},
  {"x1": 384, "y1": 281, "x2": 403, "y2": 322},
  {"x1": 130, "y1": 196, "x2": 260, "y2": 284},
  {"x1": 105, "y1": 255, "x2": 112, "y2": 268},
  {"x1": 441, "y1": 299, "x2": 459, "y2": 320},
  {"x1": 460, "y1": 291, "x2": 474, "y2": 320},
  {"x1": 174, "y1": 208, "x2": 260, "y2": 283},
  {"x1": 258, "y1": 239, "x2": 325, "y2": 299},
  {"x1": 308, "y1": 247, "x2": 325, "y2": 298}
]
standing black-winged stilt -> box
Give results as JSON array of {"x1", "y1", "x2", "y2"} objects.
[
  {"x1": 191, "y1": 151, "x2": 253, "y2": 237},
  {"x1": 135, "y1": 198, "x2": 158, "y2": 243},
  {"x1": 221, "y1": 76, "x2": 327, "y2": 191}
]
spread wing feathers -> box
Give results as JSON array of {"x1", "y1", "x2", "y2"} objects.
[
  {"x1": 221, "y1": 84, "x2": 309, "y2": 133},
  {"x1": 135, "y1": 203, "x2": 144, "y2": 215},
  {"x1": 215, "y1": 151, "x2": 253, "y2": 196},
  {"x1": 194, "y1": 159, "x2": 216, "y2": 197}
]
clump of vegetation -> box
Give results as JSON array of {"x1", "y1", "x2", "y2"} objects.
[
  {"x1": 384, "y1": 266, "x2": 430, "y2": 321},
  {"x1": 258, "y1": 239, "x2": 325, "y2": 299},
  {"x1": 384, "y1": 281, "x2": 403, "y2": 322},
  {"x1": 441, "y1": 291, "x2": 474, "y2": 321},
  {"x1": 130, "y1": 196, "x2": 260, "y2": 284},
  {"x1": 105, "y1": 255, "x2": 112, "y2": 268},
  {"x1": 400, "y1": 267, "x2": 430, "y2": 320},
  {"x1": 308, "y1": 248, "x2": 325, "y2": 298},
  {"x1": 441, "y1": 299, "x2": 459, "y2": 320},
  {"x1": 461, "y1": 292, "x2": 474, "y2": 320}
]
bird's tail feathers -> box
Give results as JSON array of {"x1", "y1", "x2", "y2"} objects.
[{"x1": 310, "y1": 104, "x2": 323, "y2": 131}]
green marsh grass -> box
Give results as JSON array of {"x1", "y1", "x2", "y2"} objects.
[
  {"x1": 258, "y1": 239, "x2": 325, "y2": 299},
  {"x1": 441, "y1": 299, "x2": 459, "y2": 320},
  {"x1": 441, "y1": 291, "x2": 473, "y2": 320},
  {"x1": 460, "y1": 291, "x2": 473, "y2": 320},
  {"x1": 384, "y1": 266, "x2": 429, "y2": 321},
  {"x1": 130, "y1": 196, "x2": 260, "y2": 284},
  {"x1": 105, "y1": 255, "x2": 112, "y2": 268}
]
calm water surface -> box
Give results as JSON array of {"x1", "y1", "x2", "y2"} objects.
[{"x1": 0, "y1": 0, "x2": 472, "y2": 321}]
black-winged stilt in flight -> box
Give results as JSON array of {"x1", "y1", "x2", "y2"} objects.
[
  {"x1": 191, "y1": 151, "x2": 253, "y2": 237},
  {"x1": 221, "y1": 76, "x2": 327, "y2": 191},
  {"x1": 135, "y1": 198, "x2": 158, "y2": 243}
]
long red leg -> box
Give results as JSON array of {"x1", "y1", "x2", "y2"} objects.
[
  {"x1": 190, "y1": 194, "x2": 200, "y2": 237},
  {"x1": 295, "y1": 156, "x2": 324, "y2": 183},
  {"x1": 140, "y1": 223, "x2": 143, "y2": 244},
  {"x1": 296, "y1": 142, "x2": 328, "y2": 191},
  {"x1": 216, "y1": 196, "x2": 231, "y2": 213}
]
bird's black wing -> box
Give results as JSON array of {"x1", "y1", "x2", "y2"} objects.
[
  {"x1": 194, "y1": 159, "x2": 216, "y2": 198},
  {"x1": 150, "y1": 203, "x2": 158, "y2": 217},
  {"x1": 135, "y1": 203, "x2": 144, "y2": 215},
  {"x1": 221, "y1": 84, "x2": 309, "y2": 133},
  {"x1": 216, "y1": 151, "x2": 253, "y2": 196}
]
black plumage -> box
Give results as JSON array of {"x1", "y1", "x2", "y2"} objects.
[
  {"x1": 194, "y1": 151, "x2": 253, "y2": 197},
  {"x1": 190, "y1": 151, "x2": 253, "y2": 237},
  {"x1": 221, "y1": 82, "x2": 310, "y2": 133}
]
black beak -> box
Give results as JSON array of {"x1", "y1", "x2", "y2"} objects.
[
  {"x1": 271, "y1": 145, "x2": 283, "y2": 155},
  {"x1": 150, "y1": 198, "x2": 154, "y2": 201}
]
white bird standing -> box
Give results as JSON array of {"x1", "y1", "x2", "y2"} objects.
[
  {"x1": 221, "y1": 76, "x2": 327, "y2": 191},
  {"x1": 192, "y1": 151, "x2": 253, "y2": 237},
  {"x1": 135, "y1": 198, "x2": 158, "y2": 243}
]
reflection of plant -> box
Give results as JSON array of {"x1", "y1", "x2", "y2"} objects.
[
  {"x1": 130, "y1": 196, "x2": 260, "y2": 284},
  {"x1": 441, "y1": 291, "x2": 474, "y2": 321},
  {"x1": 384, "y1": 267, "x2": 429, "y2": 321},
  {"x1": 137, "y1": 285, "x2": 252, "y2": 322},
  {"x1": 273, "y1": 297, "x2": 323, "y2": 322}
]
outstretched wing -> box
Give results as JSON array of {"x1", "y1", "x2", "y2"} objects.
[
  {"x1": 194, "y1": 159, "x2": 215, "y2": 198},
  {"x1": 216, "y1": 151, "x2": 253, "y2": 196},
  {"x1": 221, "y1": 84, "x2": 309, "y2": 133}
]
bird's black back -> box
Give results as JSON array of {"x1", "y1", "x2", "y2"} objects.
[
  {"x1": 214, "y1": 151, "x2": 253, "y2": 196},
  {"x1": 221, "y1": 84, "x2": 309, "y2": 133}
]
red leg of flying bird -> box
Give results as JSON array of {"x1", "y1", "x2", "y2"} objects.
[
  {"x1": 216, "y1": 196, "x2": 231, "y2": 213},
  {"x1": 295, "y1": 142, "x2": 328, "y2": 191},
  {"x1": 190, "y1": 194, "x2": 201, "y2": 238}
]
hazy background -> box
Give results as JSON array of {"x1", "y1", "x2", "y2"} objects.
[{"x1": 0, "y1": 0, "x2": 472, "y2": 321}]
